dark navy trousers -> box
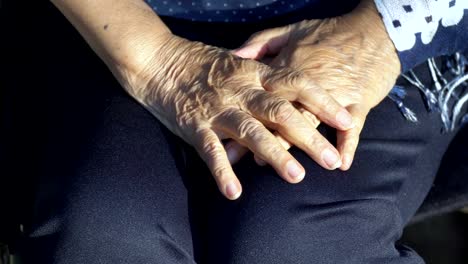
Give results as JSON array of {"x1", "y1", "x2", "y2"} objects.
[{"x1": 14, "y1": 1, "x2": 461, "y2": 263}]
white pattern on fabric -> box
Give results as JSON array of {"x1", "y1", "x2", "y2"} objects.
[
  {"x1": 143, "y1": 0, "x2": 310, "y2": 22},
  {"x1": 374, "y1": 0, "x2": 468, "y2": 51}
]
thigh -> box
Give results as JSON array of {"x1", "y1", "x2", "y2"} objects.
[
  {"x1": 203, "y1": 87, "x2": 459, "y2": 264},
  {"x1": 24, "y1": 90, "x2": 198, "y2": 264},
  {"x1": 19, "y1": 4, "x2": 199, "y2": 262}
]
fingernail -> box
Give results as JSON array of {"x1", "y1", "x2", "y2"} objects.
[
  {"x1": 226, "y1": 146, "x2": 239, "y2": 165},
  {"x1": 226, "y1": 182, "x2": 241, "y2": 200},
  {"x1": 336, "y1": 110, "x2": 354, "y2": 129},
  {"x1": 322, "y1": 149, "x2": 342, "y2": 169},
  {"x1": 286, "y1": 160, "x2": 305, "y2": 181}
]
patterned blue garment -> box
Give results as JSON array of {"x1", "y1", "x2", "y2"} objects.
[
  {"x1": 373, "y1": 1, "x2": 468, "y2": 131},
  {"x1": 144, "y1": 0, "x2": 313, "y2": 22},
  {"x1": 374, "y1": 0, "x2": 468, "y2": 71}
]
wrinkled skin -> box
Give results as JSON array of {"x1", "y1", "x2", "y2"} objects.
[
  {"x1": 228, "y1": 0, "x2": 401, "y2": 170},
  {"x1": 120, "y1": 34, "x2": 355, "y2": 200}
]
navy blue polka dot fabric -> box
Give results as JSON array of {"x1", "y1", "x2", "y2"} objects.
[{"x1": 144, "y1": 0, "x2": 314, "y2": 22}]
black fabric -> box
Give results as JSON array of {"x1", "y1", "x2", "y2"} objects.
[
  {"x1": 2, "y1": 1, "x2": 468, "y2": 263},
  {"x1": 396, "y1": 59, "x2": 468, "y2": 223},
  {"x1": 411, "y1": 124, "x2": 468, "y2": 223}
]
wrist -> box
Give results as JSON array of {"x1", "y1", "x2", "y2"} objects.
[
  {"x1": 110, "y1": 31, "x2": 176, "y2": 98},
  {"x1": 329, "y1": 1, "x2": 402, "y2": 102},
  {"x1": 108, "y1": 29, "x2": 174, "y2": 78},
  {"x1": 347, "y1": 0, "x2": 401, "y2": 75},
  {"x1": 118, "y1": 34, "x2": 212, "y2": 104}
]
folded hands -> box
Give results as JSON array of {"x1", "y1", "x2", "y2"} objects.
[{"x1": 121, "y1": 0, "x2": 401, "y2": 200}]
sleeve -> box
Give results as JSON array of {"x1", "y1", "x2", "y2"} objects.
[{"x1": 373, "y1": 0, "x2": 468, "y2": 72}]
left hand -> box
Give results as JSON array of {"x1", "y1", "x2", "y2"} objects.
[{"x1": 227, "y1": 0, "x2": 401, "y2": 170}]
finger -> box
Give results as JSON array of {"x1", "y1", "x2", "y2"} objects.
[
  {"x1": 298, "y1": 106, "x2": 321, "y2": 128},
  {"x1": 336, "y1": 105, "x2": 369, "y2": 171},
  {"x1": 254, "y1": 132, "x2": 289, "y2": 166},
  {"x1": 224, "y1": 107, "x2": 315, "y2": 166},
  {"x1": 244, "y1": 90, "x2": 342, "y2": 170},
  {"x1": 254, "y1": 108, "x2": 322, "y2": 166},
  {"x1": 225, "y1": 139, "x2": 269, "y2": 166},
  {"x1": 261, "y1": 69, "x2": 355, "y2": 131},
  {"x1": 226, "y1": 132, "x2": 290, "y2": 166},
  {"x1": 215, "y1": 109, "x2": 306, "y2": 183},
  {"x1": 232, "y1": 25, "x2": 292, "y2": 60},
  {"x1": 227, "y1": 103, "x2": 322, "y2": 167},
  {"x1": 193, "y1": 128, "x2": 242, "y2": 200}
]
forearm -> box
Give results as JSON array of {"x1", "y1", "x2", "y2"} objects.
[{"x1": 51, "y1": 0, "x2": 172, "y2": 74}]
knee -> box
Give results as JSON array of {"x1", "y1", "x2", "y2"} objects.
[
  {"x1": 49, "y1": 194, "x2": 195, "y2": 264},
  {"x1": 209, "y1": 195, "x2": 423, "y2": 264}
]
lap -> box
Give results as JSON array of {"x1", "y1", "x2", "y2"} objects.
[
  {"x1": 26, "y1": 92, "x2": 198, "y2": 264},
  {"x1": 26, "y1": 73, "x2": 457, "y2": 264},
  {"x1": 202, "y1": 87, "x2": 458, "y2": 264}
]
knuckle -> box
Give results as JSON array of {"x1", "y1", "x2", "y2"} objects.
[
  {"x1": 240, "y1": 59, "x2": 263, "y2": 75},
  {"x1": 262, "y1": 144, "x2": 285, "y2": 161},
  {"x1": 200, "y1": 138, "x2": 222, "y2": 160},
  {"x1": 237, "y1": 118, "x2": 263, "y2": 140},
  {"x1": 212, "y1": 166, "x2": 230, "y2": 181},
  {"x1": 286, "y1": 70, "x2": 308, "y2": 88},
  {"x1": 304, "y1": 130, "x2": 322, "y2": 149},
  {"x1": 266, "y1": 68, "x2": 306, "y2": 90},
  {"x1": 269, "y1": 100, "x2": 296, "y2": 125},
  {"x1": 316, "y1": 94, "x2": 338, "y2": 115},
  {"x1": 302, "y1": 110, "x2": 320, "y2": 126}
]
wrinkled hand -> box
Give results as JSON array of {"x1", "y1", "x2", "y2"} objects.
[
  {"x1": 228, "y1": 0, "x2": 401, "y2": 170},
  {"x1": 120, "y1": 34, "x2": 355, "y2": 199}
]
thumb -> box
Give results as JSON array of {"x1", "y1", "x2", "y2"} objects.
[
  {"x1": 337, "y1": 104, "x2": 370, "y2": 171},
  {"x1": 232, "y1": 25, "x2": 292, "y2": 60}
]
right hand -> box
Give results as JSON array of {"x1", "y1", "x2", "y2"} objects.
[
  {"x1": 117, "y1": 34, "x2": 354, "y2": 200},
  {"x1": 229, "y1": 0, "x2": 401, "y2": 171}
]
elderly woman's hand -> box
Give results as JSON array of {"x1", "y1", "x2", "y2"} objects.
[
  {"x1": 229, "y1": 0, "x2": 401, "y2": 170},
  {"x1": 120, "y1": 33, "x2": 355, "y2": 199}
]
